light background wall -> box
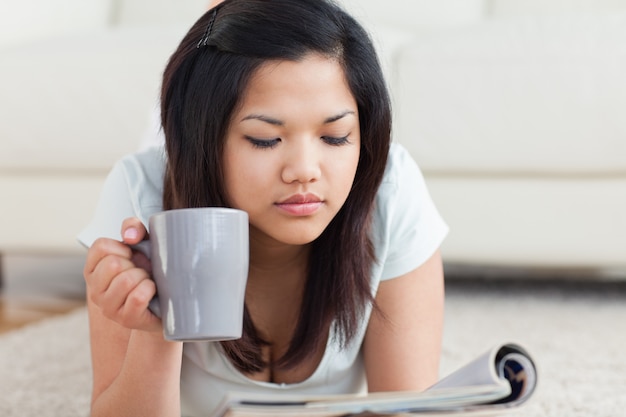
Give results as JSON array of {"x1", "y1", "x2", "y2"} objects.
[{"x1": 4, "y1": 0, "x2": 626, "y2": 49}]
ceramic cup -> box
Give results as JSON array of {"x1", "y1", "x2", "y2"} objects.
[{"x1": 133, "y1": 207, "x2": 249, "y2": 342}]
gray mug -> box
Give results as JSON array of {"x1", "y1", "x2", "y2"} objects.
[{"x1": 134, "y1": 207, "x2": 249, "y2": 342}]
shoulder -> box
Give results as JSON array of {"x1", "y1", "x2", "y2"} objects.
[
  {"x1": 371, "y1": 143, "x2": 448, "y2": 280},
  {"x1": 110, "y1": 146, "x2": 166, "y2": 221},
  {"x1": 375, "y1": 143, "x2": 429, "y2": 211},
  {"x1": 77, "y1": 147, "x2": 166, "y2": 247},
  {"x1": 117, "y1": 146, "x2": 166, "y2": 189},
  {"x1": 100, "y1": 145, "x2": 166, "y2": 183},
  {"x1": 385, "y1": 142, "x2": 416, "y2": 177}
]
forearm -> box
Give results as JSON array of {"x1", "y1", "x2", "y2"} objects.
[
  {"x1": 91, "y1": 330, "x2": 184, "y2": 417},
  {"x1": 364, "y1": 251, "x2": 445, "y2": 392}
]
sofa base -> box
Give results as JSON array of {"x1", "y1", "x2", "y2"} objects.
[
  {"x1": 0, "y1": 174, "x2": 105, "y2": 255},
  {"x1": 426, "y1": 175, "x2": 626, "y2": 270}
]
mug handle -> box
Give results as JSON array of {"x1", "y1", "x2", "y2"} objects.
[{"x1": 131, "y1": 240, "x2": 162, "y2": 318}]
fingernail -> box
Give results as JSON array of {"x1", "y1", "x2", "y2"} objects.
[{"x1": 123, "y1": 227, "x2": 139, "y2": 240}]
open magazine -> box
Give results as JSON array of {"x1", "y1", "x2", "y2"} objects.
[{"x1": 211, "y1": 343, "x2": 537, "y2": 417}]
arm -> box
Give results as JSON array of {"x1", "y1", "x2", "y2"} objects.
[
  {"x1": 363, "y1": 250, "x2": 445, "y2": 392},
  {"x1": 84, "y1": 218, "x2": 184, "y2": 417}
]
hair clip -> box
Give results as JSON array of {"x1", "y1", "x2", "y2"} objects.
[{"x1": 197, "y1": 8, "x2": 218, "y2": 48}]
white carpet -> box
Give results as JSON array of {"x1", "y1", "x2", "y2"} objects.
[
  {"x1": 0, "y1": 307, "x2": 91, "y2": 417},
  {"x1": 1, "y1": 279, "x2": 625, "y2": 417}
]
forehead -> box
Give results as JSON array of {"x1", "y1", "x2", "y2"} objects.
[{"x1": 236, "y1": 54, "x2": 357, "y2": 115}]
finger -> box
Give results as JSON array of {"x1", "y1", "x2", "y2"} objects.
[
  {"x1": 99, "y1": 266, "x2": 152, "y2": 321},
  {"x1": 119, "y1": 217, "x2": 152, "y2": 272},
  {"x1": 83, "y1": 238, "x2": 132, "y2": 279},
  {"x1": 131, "y1": 250, "x2": 152, "y2": 275},
  {"x1": 120, "y1": 278, "x2": 161, "y2": 332},
  {"x1": 102, "y1": 273, "x2": 160, "y2": 332},
  {"x1": 87, "y1": 255, "x2": 137, "y2": 304},
  {"x1": 120, "y1": 217, "x2": 149, "y2": 245},
  {"x1": 120, "y1": 217, "x2": 152, "y2": 272}
]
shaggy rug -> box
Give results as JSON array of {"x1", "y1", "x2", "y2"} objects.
[{"x1": 1, "y1": 279, "x2": 625, "y2": 417}]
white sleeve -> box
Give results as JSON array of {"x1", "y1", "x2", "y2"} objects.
[
  {"x1": 375, "y1": 144, "x2": 449, "y2": 281},
  {"x1": 77, "y1": 149, "x2": 165, "y2": 248}
]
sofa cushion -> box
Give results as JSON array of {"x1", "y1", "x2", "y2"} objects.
[
  {"x1": 393, "y1": 13, "x2": 626, "y2": 174},
  {"x1": 0, "y1": 26, "x2": 186, "y2": 173}
]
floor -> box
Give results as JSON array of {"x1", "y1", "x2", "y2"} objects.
[
  {"x1": 0, "y1": 254, "x2": 86, "y2": 334},
  {"x1": 2, "y1": 253, "x2": 625, "y2": 336},
  {"x1": 2, "y1": 256, "x2": 625, "y2": 417}
]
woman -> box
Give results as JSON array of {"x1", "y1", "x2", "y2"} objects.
[{"x1": 79, "y1": 0, "x2": 448, "y2": 416}]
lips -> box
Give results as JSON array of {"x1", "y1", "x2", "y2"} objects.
[
  {"x1": 275, "y1": 193, "x2": 324, "y2": 216},
  {"x1": 278, "y1": 193, "x2": 322, "y2": 205}
]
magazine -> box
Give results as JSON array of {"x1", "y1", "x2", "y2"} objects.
[{"x1": 211, "y1": 343, "x2": 537, "y2": 417}]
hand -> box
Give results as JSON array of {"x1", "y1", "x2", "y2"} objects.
[{"x1": 83, "y1": 217, "x2": 162, "y2": 333}]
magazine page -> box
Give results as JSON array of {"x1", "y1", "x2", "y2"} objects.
[
  {"x1": 216, "y1": 386, "x2": 507, "y2": 417},
  {"x1": 427, "y1": 343, "x2": 537, "y2": 412},
  {"x1": 212, "y1": 343, "x2": 537, "y2": 417}
]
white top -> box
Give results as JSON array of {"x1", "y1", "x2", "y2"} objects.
[{"x1": 78, "y1": 143, "x2": 448, "y2": 417}]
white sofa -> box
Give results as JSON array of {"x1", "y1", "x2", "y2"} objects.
[{"x1": 1, "y1": 0, "x2": 625, "y2": 275}]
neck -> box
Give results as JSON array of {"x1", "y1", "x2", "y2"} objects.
[
  {"x1": 248, "y1": 230, "x2": 310, "y2": 276},
  {"x1": 245, "y1": 227, "x2": 310, "y2": 318}
]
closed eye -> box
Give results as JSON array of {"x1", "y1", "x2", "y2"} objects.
[
  {"x1": 321, "y1": 135, "x2": 350, "y2": 146},
  {"x1": 245, "y1": 136, "x2": 281, "y2": 149}
]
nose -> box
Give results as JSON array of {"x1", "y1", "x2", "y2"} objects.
[{"x1": 281, "y1": 138, "x2": 322, "y2": 184}]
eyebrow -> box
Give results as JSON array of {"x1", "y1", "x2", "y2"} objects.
[
  {"x1": 323, "y1": 110, "x2": 356, "y2": 124},
  {"x1": 240, "y1": 110, "x2": 356, "y2": 126}
]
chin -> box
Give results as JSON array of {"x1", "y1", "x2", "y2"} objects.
[
  {"x1": 250, "y1": 216, "x2": 333, "y2": 246},
  {"x1": 279, "y1": 231, "x2": 324, "y2": 246},
  {"x1": 267, "y1": 223, "x2": 328, "y2": 246}
]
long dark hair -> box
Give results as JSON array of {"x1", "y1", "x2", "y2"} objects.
[{"x1": 161, "y1": 0, "x2": 391, "y2": 373}]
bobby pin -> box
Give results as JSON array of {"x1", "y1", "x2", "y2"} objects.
[{"x1": 197, "y1": 8, "x2": 218, "y2": 48}]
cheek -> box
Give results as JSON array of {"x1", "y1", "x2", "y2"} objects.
[
  {"x1": 339, "y1": 159, "x2": 357, "y2": 183},
  {"x1": 329, "y1": 148, "x2": 361, "y2": 201},
  {"x1": 222, "y1": 150, "x2": 247, "y2": 207},
  {"x1": 223, "y1": 150, "x2": 271, "y2": 207}
]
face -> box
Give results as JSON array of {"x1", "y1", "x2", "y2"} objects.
[{"x1": 223, "y1": 53, "x2": 361, "y2": 247}]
